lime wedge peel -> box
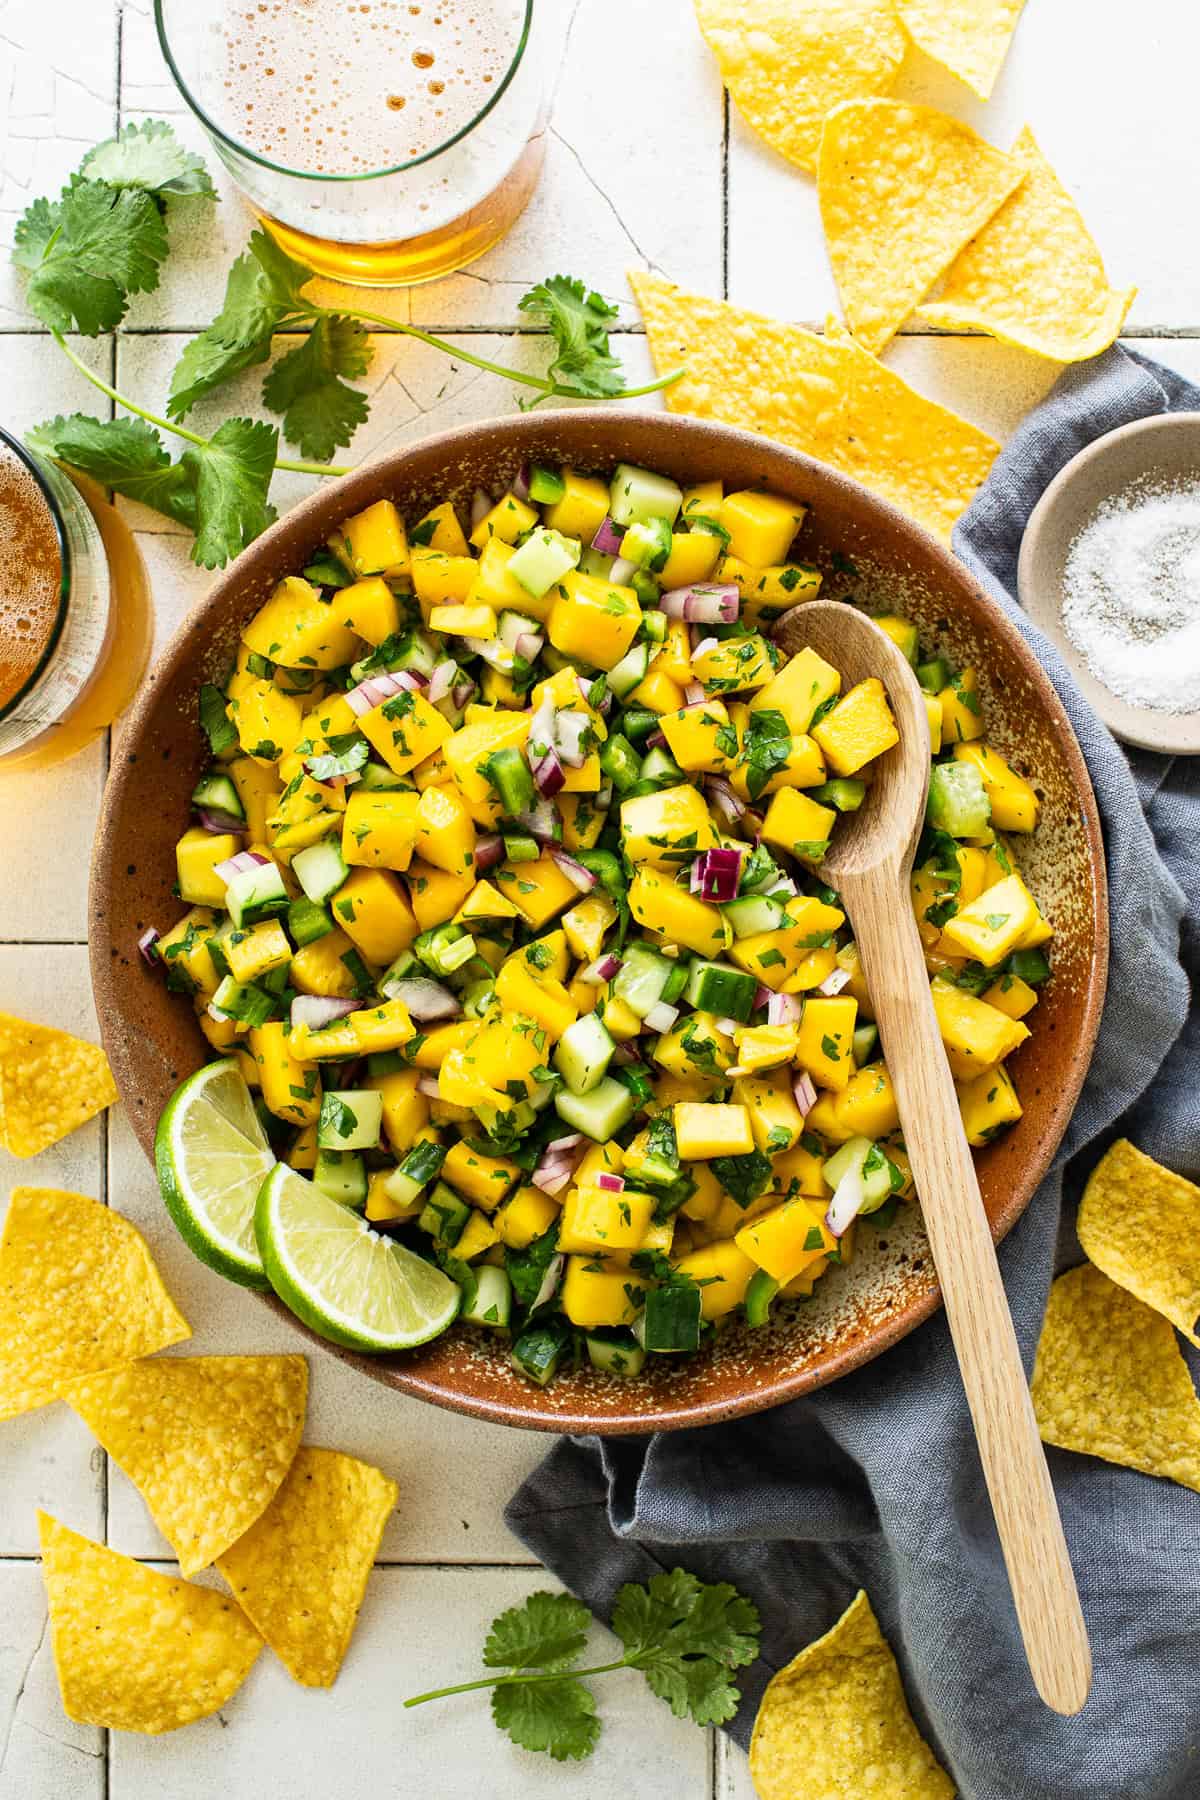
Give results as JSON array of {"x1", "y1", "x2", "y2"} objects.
[
  {"x1": 154, "y1": 1061, "x2": 276, "y2": 1291},
  {"x1": 255, "y1": 1164, "x2": 462, "y2": 1354}
]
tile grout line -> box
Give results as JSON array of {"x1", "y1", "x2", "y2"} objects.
[
  {"x1": 721, "y1": 90, "x2": 730, "y2": 303},
  {"x1": 8, "y1": 324, "x2": 1200, "y2": 338}
]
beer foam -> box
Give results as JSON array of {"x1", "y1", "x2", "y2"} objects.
[
  {"x1": 223, "y1": 0, "x2": 527, "y2": 175},
  {"x1": 0, "y1": 441, "x2": 63, "y2": 711}
]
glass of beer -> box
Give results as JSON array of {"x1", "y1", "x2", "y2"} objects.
[
  {"x1": 155, "y1": 0, "x2": 547, "y2": 286},
  {"x1": 0, "y1": 427, "x2": 151, "y2": 773}
]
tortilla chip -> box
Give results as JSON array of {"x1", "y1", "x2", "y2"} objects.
[
  {"x1": 631, "y1": 271, "x2": 999, "y2": 543},
  {"x1": 693, "y1": 0, "x2": 905, "y2": 173},
  {"x1": 0, "y1": 1010, "x2": 117, "y2": 1158},
  {"x1": 917, "y1": 128, "x2": 1136, "y2": 362},
  {"x1": 64, "y1": 1354, "x2": 307, "y2": 1574},
  {"x1": 217, "y1": 1446, "x2": 397, "y2": 1687},
  {"x1": 0, "y1": 1187, "x2": 190, "y2": 1420},
  {"x1": 1032, "y1": 1263, "x2": 1200, "y2": 1493},
  {"x1": 818, "y1": 100, "x2": 1025, "y2": 353},
  {"x1": 897, "y1": 0, "x2": 1026, "y2": 99},
  {"x1": 1076, "y1": 1139, "x2": 1200, "y2": 1347},
  {"x1": 39, "y1": 1511, "x2": 261, "y2": 1734},
  {"x1": 750, "y1": 1588, "x2": 954, "y2": 1799}
]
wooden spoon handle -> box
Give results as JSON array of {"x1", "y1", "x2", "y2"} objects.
[{"x1": 843, "y1": 863, "x2": 1092, "y2": 1716}]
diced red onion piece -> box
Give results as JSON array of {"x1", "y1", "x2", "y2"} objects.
[
  {"x1": 516, "y1": 798, "x2": 560, "y2": 842},
  {"x1": 417, "y1": 1074, "x2": 441, "y2": 1098},
  {"x1": 531, "y1": 1133, "x2": 586, "y2": 1195},
  {"x1": 643, "y1": 1000, "x2": 679, "y2": 1034},
  {"x1": 754, "y1": 985, "x2": 773, "y2": 1010},
  {"x1": 661, "y1": 583, "x2": 740, "y2": 624},
  {"x1": 714, "y1": 1017, "x2": 741, "y2": 1037},
  {"x1": 611, "y1": 1043, "x2": 640, "y2": 1065},
  {"x1": 515, "y1": 632, "x2": 544, "y2": 662},
  {"x1": 591, "y1": 515, "x2": 625, "y2": 557},
  {"x1": 554, "y1": 711, "x2": 591, "y2": 769},
  {"x1": 526, "y1": 696, "x2": 556, "y2": 758},
  {"x1": 470, "y1": 488, "x2": 494, "y2": 529},
  {"x1": 346, "y1": 670, "x2": 414, "y2": 716},
  {"x1": 793, "y1": 1071, "x2": 818, "y2": 1117},
  {"x1": 530, "y1": 1253, "x2": 564, "y2": 1311},
  {"x1": 691, "y1": 635, "x2": 719, "y2": 661},
  {"x1": 818, "y1": 967, "x2": 852, "y2": 997},
  {"x1": 545, "y1": 1132, "x2": 584, "y2": 1155},
  {"x1": 137, "y1": 927, "x2": 161, "y2": 965},
  {"x1": 689, "y1": 856, "x2": 706, "y2": 896},
  {"x1": 550, "y1": 848, "x2": 596, "y2": 892},
  {"x1": 533, "y1": 748, "x2": 565, "y2": 798},
  {"x1": 214, "y1": 849, "x2": 269, "y2": 884},
  {"x1": 291, "y1": 994, "x2": 358, "y2": 1031},
  {"x1": 595, "y1": 1172, "x2": 626, "y2": 1193},
  {"x1": 195, "y1": 806, "x2": 246, "y2": 835},
  {"x1": 581, "y1": 953, "x2": 622, "y2": 985},
  {"x1": 383, "y1": 975, "x2": 460, "y2": 1021},
  {"x1": 705, "y1": 776, "x2": 746, "y2": 825},
  {"x1": 684, "y1": 681, "x2": 706, "y2": 706},
  {"x1": 451, "y1": 681, "x2": 476, "y2": 710},
  {"x1": 474, "y1": 833, "x2": 505, "y2": 871},
  {"x1": 698, "y1": 845, "x2": 742, "y2": 902},
  {"x1": 646, "y1": 729, "x2": 667, "y2": 750},
  {"x1": 512, "y1": 462, "x2": 532, "y2": 503},
  {"x1": 767, "y1": 991, "x2": 803, "y2": 1026},
  {"x1": 427, "y1": 659, "x2": 457, "y2": 705},
  {"x1": 826, "y1": 1164, "x2": 866, "y2": 1238},
  {"x1": 609, "y1": 555, "x2": 639, "y2": 586}
]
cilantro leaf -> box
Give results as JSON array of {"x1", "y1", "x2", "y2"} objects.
[
  {"x1": 611, "y1": 1570, "x2": 760, "y2": 1727},
  {"x1": 167, "y1": 253, "x2": 287, "y2": 417},
  {"x1": 505, "y1": 1221, "x2": 561, "y2": 1312},
  {"x1": 28, "y1": 413, "x2": 196, "y2": 528},
  {"x1": 517, "y1": 275, "x2": 625, "y2": 398},
  {"x1": 483, "y1": 1591, "x2": 590, "y2": 1673},
  {"x1": 491, "y1": 1679, "x2": 600, "y2": 1762},
  {"x1": 79, "y1": 120, "x2": 217, "y2": 200},
  {"x1": 743, "y1": 707, "x2": 792, "y2": 801},
  {"x1": 181, "y1": 417, "x2": 278, "y2": 568},
  {"x1": 262, "y1": 314, "x2": 371, "y2": 460},
  {"x1": 16, "y1": 179, "x2": 168, "y2": 333},
  {"x1": 305, "y1": 733, "x2": 369, "y2": 782},
  {"x1": 246, "y1": 227, "x2": 315, "y2": 311}
]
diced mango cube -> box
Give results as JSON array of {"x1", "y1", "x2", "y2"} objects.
[
  {"x1": 557, "y1": 1186, "x2": 655, "y2": 1254},
  {"x1": 833, "y1": 1062, "x2": 900, "y2": 1139},
  {"x1": 543, "y1": 469, "x2": 610, "y2": 544},
  {"x1": 931, "y1": 976, "x2": 1030, "y2": 1081},
  {"x1": 248, "y1": 1022, "x2": 321, "y2": 1126},
  {"x1": 958, "y1": 1064, "x2": 1023, "y2": 1146},
  {"x1": 561, "y1": 1257, "x2": 644, "y2": 1328},
  {"x1": 720, "y1": 490, "x2": 806, "y2": 565},
  {"x1": 335, "y1": 499, "x2": 410, "y2": 578},
  {"x1": 440, "y1": 1141, "x2": 521, "y2": 1211},
  {"x1": 938, "y1": 668, "x2": 985, "y2": 743},
  {"x1": 225, "y1": 919, "x2": 292, "y2": 985},
  {"x1": 547, "y1": 569, "x2": 642, "y2": 671},
  {"x1": 411, "y1": 549, "x2": 478, "y2": 613},
  {"x1": 495, "y1": 1184, "x2": 561, "y2": 1249},
  {"x1": 674, "y1": 1102, "x2": 754, "y2": 1159},
  {"x1": 333, "y1": 866, "x2": 418, "y2": 965},
  {"x1": 333, "y1": 576, "x2": 401, "y2": 646},
  {"x1": 469, "y1": 491, "x2": 539, "y2": 549},
  {"x1": 243, "y1": 576, "x2": 361, "y2": 670},
  {"x1": 660, "y1": 699, "x2": 738, "y2": 773},
  {"x1": 735, "y1": 1196, "x2": 835, "y2": 1284},
  {"x1": 761, "y1": 787, "x2": 837, "y2": 863},
  {"x1": 952, "y1": 742, "x2": 1040, "y2": 833},
  {"x1": 751, "y1": 646, "x2": 841, "y2": 734},
  {"x1": 341, "y1": 789, "x2": 421, "y2": 871},
  {"x1": 673, "y1": 1241, "x2": 758, "y2": 1319},
  {"x1": 359, "y1": 689, "x2": 452, "y2": 776},
  {"x1": 940, "y1": 872, "x2": 1047, "y2": 967},
  {"x1": 176, "y1": 827, "x2": 241, "y2": 907},
  {"x1": 812, "y1": 677, "x2": 899, "y2": 777},
  {"x1": 794, "y1": 995, "x2": 858, "y2": 1091},
  {"x1": 493, "y1": 855, "x2": 581, "y2": 929},
  {"x1": 620, "y1": 784, "x2": 718, "y2": 869},
  {"x1": 630, "y1": 868, "x2": 730, "y2": 958},
  {"x1": 367, "y1": 1067, "x2": 429, "y2": 1155}
]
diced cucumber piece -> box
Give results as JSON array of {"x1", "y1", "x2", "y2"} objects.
[
  {"x1": 927, "y1": 761, "x2": 991, "y2": 839},
  {"x1": 738, "y1": 844, "x2": 783, "y2": 895},
  {"x1": 485, "y1": 745, "x2": 534, "y2": 818},
  {"x1": 292, "y1": 838, "x2": 349, "y2": 904},
  {"x1": 684, "y1": 960, "x2": 757, "y2": 1022},
  {"x1": 497, "y1": 609, "x2": 544, "y2": 652},
  {"x1": 811, "y1": 778, "x2": 866, "y2": 812},
  {"x1": 528, "y1": 463, "x2": 566, "y2": 505},
  {"x1": 354, "y1": 628, "x2": 439, "y2": 681},
  {"x1": 554, "y1": 1076, "x2": 636, "y2": 1142},
  {"x1": 621, "y1": 516, "x2": 672, "y2": 573},
  {"x1": 630, "y1": 570, "x2": 661, "y2": 609},
  {"x1": 639, "y1": 609, "x2": 668, "y2": 644},
  {"x1": 852, "y1": 1023, "x2": 879, "y2": 1067},
  {"x1": 1008, "y1": 947, "x2": 1051, "y2": 985},
  {"x1": 585, "y1": 1331, "x2": 646, "y2": 1377},
  {"x1": 418, "y1": 1181, "x2": 471, "y2": 1247},
  {"x1": 606, "y1": 642, "x2": 650, "y2": 700},
  {"x1": 507, "y1": 527, "x2": 581, "y2": 599},
  {"x1": 661, "y1": 961, "x2": 690, "y2": 1006},
  {"x1": 512, "y1": 1316, "x2": 572, "y2": 1386},
  {"x1": 744, "y1": 1268, "x2": 780, "y2": 1328},
  {"x1": 579, "y1": 546, "x2": 615, "y2": 580},
  {"x1": 554, "y1": 1012, "x2": 615, "y2": 1097},
  {"x1": 192, "y1": 769, "x2": 244, "y2": 820},
  {"x1": 721, "y1": 894, "x2": 787, "y2": 939},
  {"x1": 461, "y1": 977, "x2": 497, "y2": 1019},
  {"x1": 224, "y1": 860, "x2": 289, "y2": 929},
  {"x1": 460, "y1": 1265, "x2": 512, "y2": 1328},
  {"x1": 415, "y1": 923, "x2": 476, "y2": 977},
  {"x1": 384, "y1": 1138, "x2": 446, "y2": 1210},
  {"x1": 210, "y1": 975, "x2": 276, "y2": 1028},
  {"x1": 355, "y1": 761, "x2": 411, "y2": 791},
  {"x1": 638, "y1": 746, "x2": 684, "y2": 788},
  {"x1": 822, "y1": 1137, "x2": 892, "y2": 1210},
  {"x1": 614, "y1": 943, "x2": 675, "y2": 1018},
  {"x1": 609, "y1": 463, "x2": 683, "y2": 529},
  {"x1": 313, "y1": 1148, "x2": 367, "y2": 1210},
  {"x1": 638, "y1": 1284, "x2": 701, "y2": 1353},
  {"x1": 317, "y1": 1089, "x2": 383, "y2": 1151},
  {"x1": 502, "y1": 831, "x2": 540, "y2": 863},
  {"x1": 287, "y1": 895, "x2": 333, "y2": 946},
  {"x1": 598, "y1": 731, "x2": 642, "y2": 793},
  {"x1": 917, "y1": 656, "x2": 951, "y2": 694}
]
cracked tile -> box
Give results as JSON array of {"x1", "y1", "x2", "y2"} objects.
[{"x1": 0, "y1": 1566, "x2": 103, "y2": 1800}]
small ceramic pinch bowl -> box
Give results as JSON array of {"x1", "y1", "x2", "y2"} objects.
[{"x1": 1018, "y1": 411, "x2": 1200, "y2": 755}]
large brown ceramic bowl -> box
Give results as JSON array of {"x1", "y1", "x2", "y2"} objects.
[{"x1": 91, "y1": 411, "x2": 1108, "y2": 1434}]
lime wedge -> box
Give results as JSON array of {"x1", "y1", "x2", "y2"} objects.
[
  {"x1": 155, "y1": 1061, "x2": 276, "y2": 1290},
  {"x1": 255, "y1": 1165, "x2": 462, "y2": 1352}
]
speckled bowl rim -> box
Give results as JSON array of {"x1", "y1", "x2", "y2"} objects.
[
  {"x1": 1018, "y1": 410, "x2": 1200, "y2": 755},
  {"x1": 91, "y1": 410, "x2": 1109, "y2": 1434}
]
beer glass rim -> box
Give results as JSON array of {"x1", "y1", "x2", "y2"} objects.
[
  {"x1": 0, "y1": 424, "x2": 71, "y2": 725},
  {"x1": 153, "y1": 0, "x2": 536, "y2": 185}
]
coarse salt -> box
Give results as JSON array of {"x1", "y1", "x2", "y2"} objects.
[{"x1": 1060, "y1": 479, "x2": 1200, "y2": 715}]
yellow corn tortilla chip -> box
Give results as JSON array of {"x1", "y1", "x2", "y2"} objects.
[
  {"x1": 0, "y1": 1009, "x2": 117, "y2": 1158},
  {"x1": 217, "y1": 1446, "x2": 397, "y2": 1687},
  {"x1": 897, "y1": 0, "x2": 1026, "y2": 100},
  {"x1": 0, "y1": 1187, "x2": 190, "y2": 1421},
  {"x1": 693, "y1": 0, "x2": 905, "y2": 173},
  {"x1": 818, "y1": 100, "x2": 1025, "y2": 354},
  {"x1": 631, "y1": 271, "x2": 999, "y2": 543},
  {"x1": 917, "y1": 128, "x2": 1136, "y2": 362},
  {"x1": 39, "y1": 1511, "x2": 261, "y2": 1734},
  {"x1": 1076, "y1": 1139, "x2": 1200, "y2": 1347},
  {"x1": 750, "y1": 1588, "x2": 954, "y2": 1799},
  {"x1": 1032, "y1": 1263, "x2": 1200, "y2": 1493},
  {"x1": 64, "y1": 1354, "x2": 308, "y2": 1575}
]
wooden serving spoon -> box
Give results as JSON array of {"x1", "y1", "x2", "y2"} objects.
[{"x1": 775, "y1": 599, "x2": 1092, "y2": 1717}]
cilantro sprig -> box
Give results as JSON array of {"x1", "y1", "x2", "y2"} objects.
[
  {"x1": 13, "y1": 121, "x2": 685, "y2": 570},
  {"x1": 403, "y1": 1572, "x2": 760, "y2": 1762}
]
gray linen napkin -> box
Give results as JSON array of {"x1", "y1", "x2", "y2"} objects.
[{"x1": 505, "y1": 345, "x2": 1200, "y2": 1799}]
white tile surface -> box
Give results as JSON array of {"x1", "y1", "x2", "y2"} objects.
[
  {"x1": 109, "y1": 1566, "x2": 714, "y2": 1800},
  {"x1": 3, "y1": 0, "x2": 1200, "y2": 1791}
]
